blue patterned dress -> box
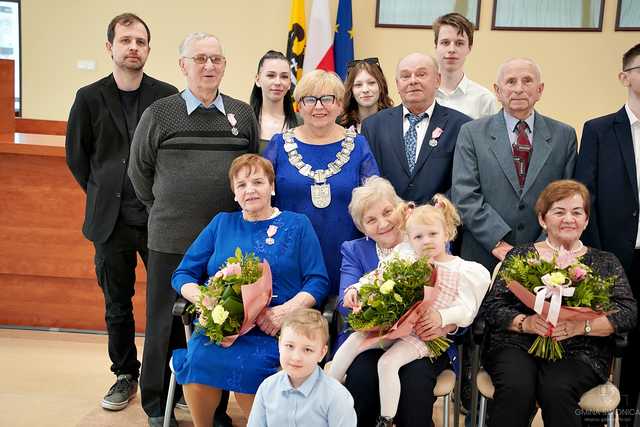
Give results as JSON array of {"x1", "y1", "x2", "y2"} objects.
[
  {"x1": 263, "y1": 132, "x2": 379, "y2": 295},
  {"x1": 171, "y1": 210, "x2": 329, "y2": 393}
]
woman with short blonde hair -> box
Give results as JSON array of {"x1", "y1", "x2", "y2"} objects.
[{"x1": 263, "y1": 70, "x2": 379, "y2": 301}]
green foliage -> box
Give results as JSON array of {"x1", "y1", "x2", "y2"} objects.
[
  {"x1": 193, "y1": 248, "x2": 264, "y2": 344},
  {"x1": 348, "y1": 256, "x2": 433, "y2": 331},
  {"x1": 500, "y1": 251, "x2": 614, "y2": 311},
  {"x1": 500, "y1": 250, "x2": 615, "y2": 360}
]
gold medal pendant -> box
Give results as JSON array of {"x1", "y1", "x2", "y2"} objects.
[{"x1": 310, "y1": 183, "x2": 331, "y2": 208}]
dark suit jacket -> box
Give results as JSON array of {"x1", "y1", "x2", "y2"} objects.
[
  {"x1": 452, "y1": 110, "x2": 577, "y2": 271},
  {"x1": 575, "y1": 106, "x2": 639, "y2": 276},
  {"x1": 361, "y1": 103, "x2": 472, "y2": 204},
  {"x1": 65, "y1": 74, "x2": 178, "y2": 243}
]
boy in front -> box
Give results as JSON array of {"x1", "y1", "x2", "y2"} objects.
[{"x1": 248, "y1": 309, "x2": 356, "y2": 427}]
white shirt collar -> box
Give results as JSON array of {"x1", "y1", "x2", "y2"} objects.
[
  {"x1": 625, "y1": 103, "x2": 640, "y2": 127},
  {"x1": 402, "y1": 99, "x2": 436, "y2": 119}
]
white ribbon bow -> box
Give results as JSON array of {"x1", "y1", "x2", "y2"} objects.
[{"x1": 532, "y1": 285, "x2": 575, "y2": 326}]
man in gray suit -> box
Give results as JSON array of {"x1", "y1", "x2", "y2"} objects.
[{"x1": 452, "y1": 58, "x2": 576, "y2": 271}]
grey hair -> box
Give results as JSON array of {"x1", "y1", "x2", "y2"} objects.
[
  {"x1": 496, "y1": 57, "x2": 542, "y2": 83},
  {"x1": 178, "y1": 32, "x2": 221, "y2": 56},
  {"x1": 348, "y1": 176, "x2": 404, "y2": 233}
]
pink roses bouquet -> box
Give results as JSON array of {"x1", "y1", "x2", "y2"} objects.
[
  {"x1": 193, "y1": 248, "x2": 272, "y2": 347},
  {"x1": 501, "y1": 248, "x2": 614, "y2": 360}
]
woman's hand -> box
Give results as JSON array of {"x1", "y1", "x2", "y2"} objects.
[
  {"x1": 415, "y1": 307, "x2": 448, "y2": 340},
  {"x1": 343, "y1": 287, "x2": 361, "y2": 311},
  {"x1": 552, "y1": 320, "x2": 584, "y2": 341},
  {"x1": 256, "y1": 305, "x2": 290, "y2": 336},
  {"x1": 420, "y1": 324, "x2": 456, "y2": 341},
  {"x1": 522, "y1": 314, "x2": 553, "y2": 337},
  {"x1": 422, "y1": 309, "x2": 443, "y2": 330}
]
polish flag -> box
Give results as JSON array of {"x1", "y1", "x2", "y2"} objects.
[{"x1": 303, "y1": 0, "x2": 335, "y2": 73}]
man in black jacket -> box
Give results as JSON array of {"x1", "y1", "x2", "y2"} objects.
[
  {"x1": 575, "y1": 43, "x2": 640, "y2": 427},
  {"x1": 65, "y1": 12, "x2": 177, "y2": 412}
]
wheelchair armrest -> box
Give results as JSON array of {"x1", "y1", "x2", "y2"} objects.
[
  {"x1": 613, "y1": 332, "x2": 628, "y2": 357},
  {"x1": 472, "y1": 317, "x2": 486, "y2": 345},
  {"x1": 172, "y1": 296, "x2": 194, "y2": 326},
  {"x1": 322, "y1": 295, "x2": 338, "y2": 326},
  {"x1": 611, "y1": 332, "x2": 628, "y2": 387}
]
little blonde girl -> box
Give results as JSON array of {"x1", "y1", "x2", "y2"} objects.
[{"x1": 328, "y1": 195, "x2": 490, "y2": 427}]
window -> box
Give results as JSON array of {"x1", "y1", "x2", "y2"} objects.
[{"x1": 0, "y1": 0, "x2": 20, "y2": 115}]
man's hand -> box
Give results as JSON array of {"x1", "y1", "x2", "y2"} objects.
[{"x1": 491, "y1": 241, "x2": 513, "y2": 261}]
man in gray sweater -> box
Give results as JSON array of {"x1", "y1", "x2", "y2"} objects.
[{"x1": 128, "y1": 32, "x2": 258, "y2": 427}]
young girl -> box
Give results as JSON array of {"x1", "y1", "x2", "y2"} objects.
[
  {"x1": 249, "y1": 50, "x2": 300, "y2": 152},
  {"x1": 328, "y1": 195, "x2": 490, "y2": 427},
  {"x1": 337, "y1": 58, "x2": 393, "y2": 133}
]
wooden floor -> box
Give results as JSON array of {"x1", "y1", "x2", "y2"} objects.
[{"x1": 0, "y1": 328, "x2": 548, "y2": 427}]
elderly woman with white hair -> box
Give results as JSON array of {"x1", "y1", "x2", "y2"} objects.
[
  {"x1": 263, "y1": 69, "x2": 379, "y2": 302},
  {"x1": 337, "y1": 176, "x2": 460, "y2": 427}
]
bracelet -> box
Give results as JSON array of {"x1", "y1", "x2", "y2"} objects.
[{"x1": 516, "y1": 315, "x2": 526, "y2": 333}]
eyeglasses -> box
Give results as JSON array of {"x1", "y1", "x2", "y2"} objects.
[
  {"x1": 347, "y1": 57, "x2": 381, "y2": 70},
  {"x1": 183, "y1": 54, "x2": 226, "y2": 66},
  {"x1": 624, "y1": 66, "x2": 640, "y2": 72},
  {"x1": 300, "y1": 95, "x2": 336, "y2": 108}
]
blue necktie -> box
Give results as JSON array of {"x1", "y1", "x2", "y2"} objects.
[{"x1": 404, "y1": 112, "x2": 427, "y2": 173}]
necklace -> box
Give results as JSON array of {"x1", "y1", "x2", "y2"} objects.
[
  {"x1": 283, "y1": 128, "x2": 356, "y2": 209},
  {"x1": 243, "y1": 207, "x2": 280, "y2": 222},
  {"x1": 544, "y1": 238, "x2": 584, "y2": 254},
  {"x1": 376, "y1": 244, "x2": 394, "y2": 260}
]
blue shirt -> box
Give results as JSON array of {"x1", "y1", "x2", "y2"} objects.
[
  {"x1": 503, "y1": 110, "x2": 535, "y2": 146},
  {"x1": 181, "y1": 88, "x2": 226, "y2": 115},
  {"x1": 247, "y1": 366, "x2": 357, "y2": 427}
]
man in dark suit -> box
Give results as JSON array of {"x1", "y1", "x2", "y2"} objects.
[
  {"x1": 574, "y1": 44, "x2": 640, "y2": 427},
  {"x1": 65, "y1": 13, "x2": 177, "y2": 412},
  {"x1": 452, "y1": 58, "x2": 576, "y2": 272},
  {"x1": 362, "y1": 52, "x2": 471, "y2": 204}
]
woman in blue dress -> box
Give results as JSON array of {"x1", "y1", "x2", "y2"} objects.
[
  {"x1": 171, "y1": 154, "x2": 329, "y2": 427},
  {"x1": 263, "y1": 69, "x2": 379, "y2": 297}
]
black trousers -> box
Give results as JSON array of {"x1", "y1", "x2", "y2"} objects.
[
  {"x1": 619, "y1": 250, "x2": 640, "y2": 427},
  {"x1": 93, "y1": 220, "x2": 148, "y2": 380},
  {"x1": 344, "y1": 348, "x2": 449, "y2": 427},
  {"x1": 485, "y1": 347, "x2": 601, "y2": 427},
  {"x1": 140, "y1": 250, "x2": 187, "y2": 417}
]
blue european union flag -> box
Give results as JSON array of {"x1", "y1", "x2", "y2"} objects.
[{"x1": 334, "y1": 0, "x2": 354, "y2": 81}]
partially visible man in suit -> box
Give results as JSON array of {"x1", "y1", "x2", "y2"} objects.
[
  {"x1": 452, "y1": 58, "x2": 576, "y2": 272},
  {"x1": 574, "y1": 44, "x2": 640, "y2": 427},
  {"x1": 65, "y1": 13, "x2": 177, "y2": 412},
  {"x1": 362, "y1": 52, "x2": 471, "y2": 204}
]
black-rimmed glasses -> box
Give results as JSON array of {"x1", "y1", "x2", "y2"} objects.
[
  {"x1": 347, "y1": 57, "x2": 381, "y2": 70},
  {"x1": 624, "y1": 65, "x2": 640, "y2": 73},
  {"x1": 300, "y1": 95, "x2": 336, "y2": 108},
  {"x1": 183, "y1": 54, "x2": 226, "y2": 66}
]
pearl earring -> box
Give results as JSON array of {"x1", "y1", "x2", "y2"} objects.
[
  {"x1": 271, "y1": 190, "x2": 276, "y2": 196},
  {"x1": 234, "y1": 196, "x2": 238, "y2": 202}
]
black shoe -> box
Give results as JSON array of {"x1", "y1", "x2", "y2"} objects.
[
  {"x1": 213, "y1": 412, "x2": 233, "y2": 427},
  {"x1": 148, "y1": 416, "x2": 178, "y2": 427},
  {"x1": 100, "y1": 374, "x2": 138, "y2": 411},
  {"x1": 376, "y1": 415, "x2": 394, "y2": 427}
]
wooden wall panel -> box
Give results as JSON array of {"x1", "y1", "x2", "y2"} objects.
[
  {"x1": 0, "y1": 274, "x2": 147, "y2": 332},
  {"x1": 0, "y1": 59, "x2": 15, "y2": 135},
  {"x1": 0, "y1": 146, "x2": 147, "y2": 332},
  {"x1": 15, "y1": 118, "x2": 67, "y2": 135}
]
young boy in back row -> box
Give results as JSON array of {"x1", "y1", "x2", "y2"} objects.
[{"x1": 247, "y1": 309, "x2": 357, "y2": 427}]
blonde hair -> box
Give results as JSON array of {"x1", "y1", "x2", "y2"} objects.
[
  {"x1": 293, "y1": 69, "x2": 345, "y2": 102},
  {"x1": 349, "y1": 176, "x2": 405, "y2": 233},
  {"x1": 405, "y1": 194, "x2": 461, "y2": 241},
  {"x1": 280, "y1": 308, "x2": 329, "y2": 344}
]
